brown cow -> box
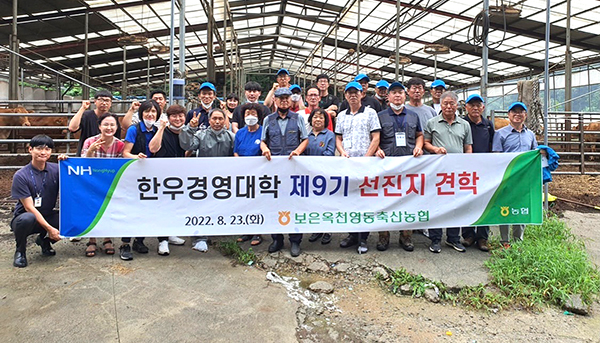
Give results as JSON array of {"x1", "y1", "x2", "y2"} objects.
[
  {"x1": 0, "y1": 106, "x2": 30, "y2": 139},
  {"x1": 574, "y1": 122, "x2": 600, "y2": 157},
  {"x1": 494, "y1": 117, "x2": 510, "y2": 130}
]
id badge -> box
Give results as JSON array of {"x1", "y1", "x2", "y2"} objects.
[
  {"x1": 395, "y1": 132, "x2": 406, "y2": 147},
  {"x1": 34, "y1": 197, "x2": 42, "y2": 208}
]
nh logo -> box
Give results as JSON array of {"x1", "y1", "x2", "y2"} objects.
[{"x1": 67, "y1": 165, "x2": 92, "y2": 175}]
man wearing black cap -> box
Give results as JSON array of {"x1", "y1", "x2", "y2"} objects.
[
  {"x1": 339, "y1": 74, "x2": 382, "y2": 113},
  {"x1": 231, "y1": 81, "x2": 272, "y2": 133},
  {"x1": 265, "y1": 68, "x2": 292, "y2": 110},
  {"x1": 260, "y1": 87, "x2": 309, "y2": 257},
  {"x1": 461, "y1": 94, "x2": 494, "y2": 252},
  {"x1": 11, "y1": 135, "x2": 66, "y2": 267},
  {"x1": 375, "y1": 81, "x2": 423, "y2": 252}
]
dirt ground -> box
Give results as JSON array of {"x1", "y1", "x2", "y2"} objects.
[{"x1": 1, "y1": 169, "x2": 600, "y2": 342}]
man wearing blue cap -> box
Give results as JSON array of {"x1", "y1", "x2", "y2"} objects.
[
  {"x1": 375, "y1": 81, "x2": 423, "y2": 252},
  {"x1": 374, "y1": 80, "x2": 390, "y2": 110},
  {"x1": 336, "y1": 81, "x2": 381, "y2": 254},
  {"x1": 492, "y1": 101, "x2": 538, "y2": 248},
  {"x1": 339, "y1": 74, "x2": 382, "y2": 113},
  {"x1": 261, "y1": 87, "x2": 309, "y2": 257},
  {"x1": 185, "y1": 82, "x2": 218, "y2": 130},
  {"x1": 461, "y1": 94, "x2": 495, "y2": 252},
  {"x1": 429, "y1": 79, "x2": 447, "y2": 114},
  {"x1": 264, "y1": 68, "x2": 292, "y2": 110},
  {"x1": 289, "y1": 84, "x2": 305, "y2": 113}
]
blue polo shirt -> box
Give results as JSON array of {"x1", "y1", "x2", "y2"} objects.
[
  {"x1": 464, "y1": 115, "x2": 494, "y2": 153},
  {"x1": 234, "y1": 126, "x2": 263, "y2": 156},
  {"x1": 492, "y1": 124, "x2": 537, "y2": 152},
  {"x1": 125, "y1": 124, "x2": 156, "y2": 157},
  {"x1": 305, "y1": 129, "x2": 335, "y2": 156}
]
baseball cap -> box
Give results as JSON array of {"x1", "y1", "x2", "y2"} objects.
[
  {"x1": 508, "y1": 101, "x2": 527, "y2": 112},
  {"x1": 466, "y1": 94, "x2": 484, "y2": 104},
  {"x1": 376, "y1": 80, "x2": 390, "y2": 89},
  {"x1": 274, "y1": 87, "x2": 292, "y2": 97},
  {"x1": 276, "y1": 68, "x2": 290, "y2": 76},
  {"x1": 199, "y1": 82, "x2": 216, "y2": 93},
  {"x1": 354, "y1": 73, "x2": 370, "y2": 83},
  {"x1": 388, "y1": 82, "x2": 405, "y2": 91},
  {"x1": 344, "y1": 81, "x2": 363, "y2": 92},
  {"x1": 289, "y1": 84, "x2": 302, "y2": 93},
  {"x1": 430, "y1": 79, "x2": 447, "y2": 89}
]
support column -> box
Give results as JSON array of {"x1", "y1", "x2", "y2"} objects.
[
  {"x1": 395, "y1": 0, "x2": 400, "y2": 80},
  {"x1": 481, "y1": 0, "x2": 489, "y2": 114},
  {"x1": 9, "y1": 0, "x2": 19, "y2": 105},
  {"x1": 356, "y1": 0, "x2": 361, "y2": 74},
  {"x1": 82, "y1": 10, "x2": 90, "y2": 99},
  {"x1": 179, "y1": 0, "x2": 186, "y2": 89},
  {"x1": 206, "y1": 0, "x2": 215, "y2": 82},
  {"x1": 122, "y1": 46, "x2": 127, "y2": 103}
]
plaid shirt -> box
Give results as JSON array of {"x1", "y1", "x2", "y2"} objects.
[{"x1": 82, "y1": 134, "x2": 125, "y2": 158}]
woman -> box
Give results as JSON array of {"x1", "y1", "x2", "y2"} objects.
[
  {"x1": 233, "y1": 102, "x2": 264, "y2": 246},
  {"x1": 305, "y1": 108, "x2": 335, "y2": 245},
  {"x1": 81, "y1": 113, "x2": 125, "y2": 257},
  {"x1": 120, "y1": 100, "x2": 161, "y2": 260}
]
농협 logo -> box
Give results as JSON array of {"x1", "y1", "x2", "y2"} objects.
[
  {"x1": 278, "y1": 211, "x2": 291, "y2": 226},
  {"x1": 500, "y1": 206, "x2": 509, "y2": 217},
  {"x1": 67, "y1": 165, "x2": 92, "y2": 175}
]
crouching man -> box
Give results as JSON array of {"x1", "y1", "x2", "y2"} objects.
[{"x1": 11, "y1": 135, "x2": 66, "y2": 267}]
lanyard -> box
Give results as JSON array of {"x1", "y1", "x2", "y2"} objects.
[{"x1": 29, "y1": 166, "x2": 47, "y2": 198}]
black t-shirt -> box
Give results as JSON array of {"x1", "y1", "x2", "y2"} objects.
[
  {"x1": 153, "y1": 128, "x2": 186, "y2": 158},
  {"x1": 319, "y1": 93, "x2": 340, "y2": 111},
  {"x1": 339, "y1": 96, "x2": 382, "y2": 114},
  {"x1": 232, "y1": 102, "x2": 272, "y2": 130},
  {"x1": 75, "y1": 110, "x2": 122, "y2": 156}
]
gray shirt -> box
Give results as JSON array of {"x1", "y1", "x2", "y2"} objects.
[
  {"x1": 179, "y1": 125, "x2": 235, "y2": 157},
  {"x1": 425, "y1": 114, "x2": 473, "y2": 154},
  {"x1": 405, "y1": 103, "x2": 437, "y2": 133},
  {"x1": 492, "y1": 124, "x2": 538, "y2": 152}
]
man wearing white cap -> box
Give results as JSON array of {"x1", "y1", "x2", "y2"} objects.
[{"x1": 492, "y1": 101, "x2": 538, "y2": 249}]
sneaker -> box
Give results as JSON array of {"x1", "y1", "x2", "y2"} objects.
[
  {"x1": 308, "y1": 233, "x2": 323, "y2": 242},
  {"x1": 340, "y1": 235, "x2": 359, "y2": 248},
  {"x1": 158, "y1": 240, "x2": 170, "y2": 256},
  {"x1": 421, "y1": 229, "x2": 429, "y2": 238},
  {"x1": 120, "y1": 244, "x2": 133, "y2": 260},
  {"x1": 132, "y1": 240, "x2": 149, "y2": 254},
  {"x1": 357, "y1": 240, "x2": 368, "y2": 254},
  {"x1": 321, "y1": 233, "x2": 332, "y2": 245},
  {"x1": 168, "y1": 236, "x2": 186, "y2": 245},
  {"x1": 429, "y1": 241, "x2": 441, "y2": 253},
  {"x1": 445, "y1": 241, "x2": 466, "y2": 252},
  {"x1": 192, "y1": 240, "x2": 208, "y2": 252}
]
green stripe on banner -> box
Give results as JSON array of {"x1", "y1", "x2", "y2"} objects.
[
  {"x1": 472, "y1": 151, "x2": 543, "y2": 225},
  {"x1": 78, "y1": 159, "x2": 137, "y2": 236}
]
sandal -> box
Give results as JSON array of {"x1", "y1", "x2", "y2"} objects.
[
  {"x1": 237, "y1": 235, "x2": 252, "y2": 242},
  {"x1": 250, "y1": 235, "x2": 263, "y2": 246},
  {"x1": 103, "y1": 240, "x2": 115, "y2": 255},
  {"x1": 85, "y1": 241, "x2": 97, "y2": 257}
]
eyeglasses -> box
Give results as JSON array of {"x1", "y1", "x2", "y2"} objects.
[{"x1": 96, "y1": 97, "x2": 112, "y2": 103}]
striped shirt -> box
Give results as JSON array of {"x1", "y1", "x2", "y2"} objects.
[{"x1": 82, "y1": 134, "x2": 125, "y2": 158}]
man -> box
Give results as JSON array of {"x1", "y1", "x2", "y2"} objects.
[
  {"x1": 335, "y1": 81, "x2": 381, "y2": 254},
  {"x1": 260, "y1": 87, "x2": 309, "y2": 257},
  {"x1": 185, "y1": 82, "x2": 219, "y2": 128},
  {"x1": 404, "y1": 77, "x2": 437, "y2": 134},
  {"x1": 492, "y1": 101, "x2": 538, "y2": 249},
  {"x1": 69, "y1": 90, "x2": 133, "y2": 156},
  {"x1": 289, "y1": 84, "x2": 305, "y2": 113},
  {"x1": 11, "y1": 135, "x2": 64, "y2": 267},
  {"x1": 339, "y1": 74, "x2": 382, "y2": 113},
  {"x1": 428, "y1": 79, "x2": 447, "y2": 114},
  {"x1": 423, "y1": 91, "x2": 473, "y2": 253},
  {"x1": 375, "y1": 82, "x2": 423, "y2": 252},
  {"x1": 300, "y1": 85, "x2": 333, "y2": 132},
  {"x1": 180, "y1": 108, "x2": 236, "y2": 253},
  {"x1": 149, "y1": 104, "x2": 188, "y2": 256},
  {"x1": 264, "y1": 68, "x2": 292, "y2": 109},
  {"x1": 373, "y1": 80, "x2": 390, "y2": 110},
  {"x1": 315, "y1": 74, "x2": 340, "y2": 120},
  {"x1": 231, "y1": 81, "x2": 271, "y2": 133},
  {"x1": 130, "y1": 90, "x2": 169, "y2": 125},
  {"x1": 461, "y1": 94, "x2": 494, "y2": 252}
]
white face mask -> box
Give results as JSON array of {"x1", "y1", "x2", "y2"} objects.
[
  {"x1": 245, "y1": 115, "x2": 259, "y2": 126},
  {"x1": 143, "y1": 119, "x2": 156, "y2": 128},
  {"x1": 291, "y1": 94, "x2": 301, "y2": 102},
  {"x1": 201, "y1": 101, "x2": 212, "y2": 110},
  {"x1": 169, "y1": 123, "x2": 184, "y2": 131},
  {"x1": 390, "y1": 103, "x2": 404, "y2": 111}
]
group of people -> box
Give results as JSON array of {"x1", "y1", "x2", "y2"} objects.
[{"x1": 10, "y1": 69, "x2": 541, "y2": 268}]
